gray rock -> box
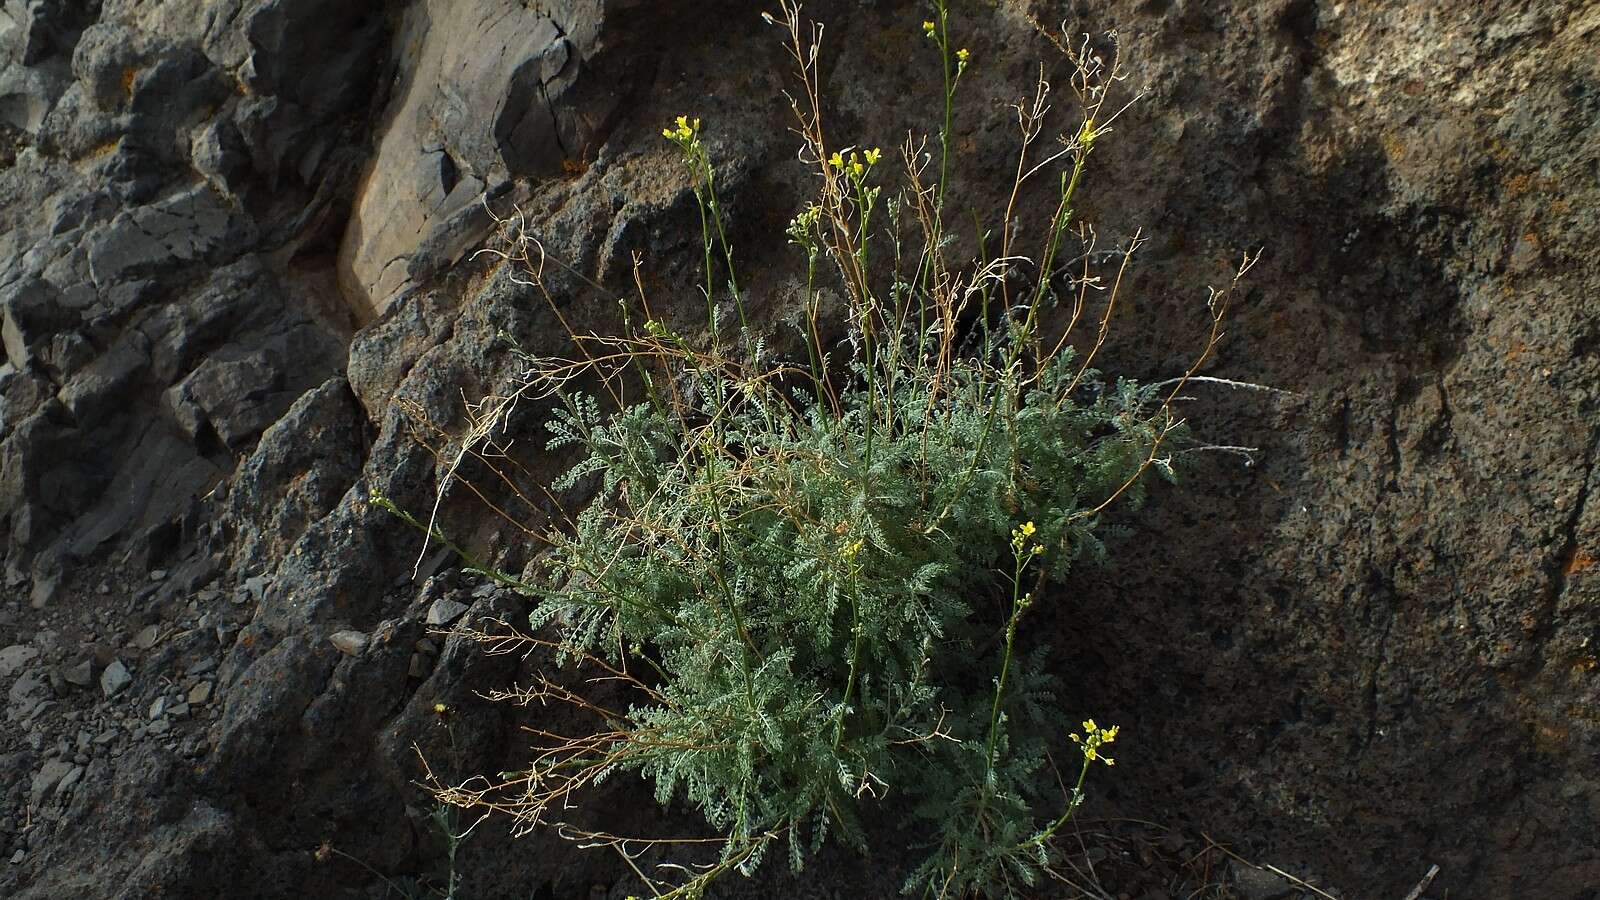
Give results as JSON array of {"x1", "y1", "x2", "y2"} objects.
[
  {"x1": 0, "y1": 644, "x2": 39, "y2": 679},
  {"x1": 47, "y1": 331, "x2": 95, "y2": 376},
  {"x1": 337, "y1": 0, "x2": 614, "y2": 313},
  {"x1": 147, "y1": 697, "x2": 165, "y2": 720},
  {"x1": 223, "y1": 379, "x2": 365, "y2": 571},
  {"x1": 0, "y1": 279, "x2": 73, "y2": 370},
  {"x1": 328, "y1": 630, "x2": 368, "y2": 656},
  {"x1": 132, "y1": 624, "x2": 161, "y2": 650},
  {"x1": 163, "y1": 350, "x2": 286, "y2": 447},
  {"x1": 62, "y1": 659, "x2": 94, "y2": 687},
  {"x1": 29, "y1": 759, "x2": 72, "y2": 806},
  {"x1": 1231, "y1": 861, "x2": 1297, "y2": 900},
  {"x1": 7, "y1": 669, "x2": 50, "y2": 720},
  {"x1": 425, "y1": 598, "x2": 468, "y2": 626},
  {"x1": 191, "y1": 119, "x2": 251, "y2": 193},
  {"x1": 57, "y1": 332, "x2": 151, "y2": 423},
  {"x1": 187, "y1": 681, "x2": 212, "y2": 706},
  {"x1": 99, "y1": 659, "x2": 131, "y2": 698},
  {"x1": 241, "y1": 574, "x2": 272, "y2": 603},
  {"x1": 54, "y1": 764, "x2": 84, "y2": 798},
  {"x1": 85, "y1": 185, "x2": 243, "y2": 288}
]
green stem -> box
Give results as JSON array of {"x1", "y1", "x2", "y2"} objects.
[
  {"x1": 1016, "y1": 753, "x2": 1093, "y2": 853},
  {"x1": 983, "y1": 549, "x2": 1030, "y2": 777},
  {"x1": 834, "y1": 567, "x2": 865, "y2": 751},
  {"x1": 933, "y1": 0, "x2": 953, "y2": 215}
]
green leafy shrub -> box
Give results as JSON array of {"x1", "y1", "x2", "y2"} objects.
[{"x1": 401, "y1": 4, "x2": 1252, "y2": 897}]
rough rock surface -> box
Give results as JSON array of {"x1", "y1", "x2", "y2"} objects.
[{"x1": 0, "y1": 1, "x2": 1595, "y2": 898}]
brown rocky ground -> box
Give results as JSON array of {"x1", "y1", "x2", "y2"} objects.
[{"x1": 0, "y1": 0, "x2": 1596, "y2": 897}]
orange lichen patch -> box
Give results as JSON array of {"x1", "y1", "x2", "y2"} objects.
[
  {"x1": 1380, "y1": 132, "x2": 1407, "y2": 161},
  {"x1": 561, "y1": 157, "x2": 589, "y2": 178},
  {"x1": 1573, "y1": 656, "x2": 1598, "y2": 675},
  {"x1": 1504, "y1": 339, "x2": 1526, "y2": 364},
  {"x1": 120, "y1": 66, "x2": 139, "y2": 97},
  {"x1": 1401, "y1": 79, "x2": 1424, "y2": 97},
  {"x1": 1503, "y1": 172, "x2": 1533, "y2": 196},
  {"x1": 1565, "y1": 548, "x2": 1595, "y2": 576}
]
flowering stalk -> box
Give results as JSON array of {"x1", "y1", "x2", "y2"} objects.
[{"x1": 983, "y1": 522, "x2": 1045, "y2": 777}]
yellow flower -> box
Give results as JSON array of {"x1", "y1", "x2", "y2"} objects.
[
  {"x1": 433, "y1": 703, "x2": 448, "y2": 715},
  {"x1": 1073, "y1": 718, "x2": 1121, "y2": 767},
  {"x1": 863, "y1": 147, "x2": 881, "y2": 166},
  {"x1": 1021, "y1": 521, "x2": 1036, "y2": 537},
  {"x1": 922, "y1": 20, "x2": 935, "y2": 36},
  {"x1": 829, "y1": 151, "x2": 844, "y2": 169},
  {"x1": 956, "y1": 47, "x2": 971, "y2": 64},
  {"x1": 664, "y1": 115, "x2": 700, "y2": 144}
]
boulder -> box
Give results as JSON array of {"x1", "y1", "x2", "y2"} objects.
[{"x1": 0, "y1": 279, "x2": 72, "y2": 370}]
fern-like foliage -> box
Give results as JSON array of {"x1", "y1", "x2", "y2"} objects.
[{"x1": 520, "y1": 324, "x2": 1178, "y2": 896}]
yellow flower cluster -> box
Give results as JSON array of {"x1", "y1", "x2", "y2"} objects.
[
  {"x1": 1010, "y1": 521, "x2": 1043, "y2": 555},
  {"x1": 828, "y1": 147, "x2": 882, "y2": 179},
  {"x1": 840, "y1": 537, "x2": 865, "y2": 563},
  {"x1": 662, "y1": 114, "x2": 701, "y2": 145},
  {"x1": 1069, "y1": 718, "x2": 1119, "y2": 766}
]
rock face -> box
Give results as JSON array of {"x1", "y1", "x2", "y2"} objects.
[
  {"x1": 337, "y1": 0, "x2": 629, "y2": 317},
  {"x1": 0, "y1": 1, "x2": 1595, "y2": 898}
]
